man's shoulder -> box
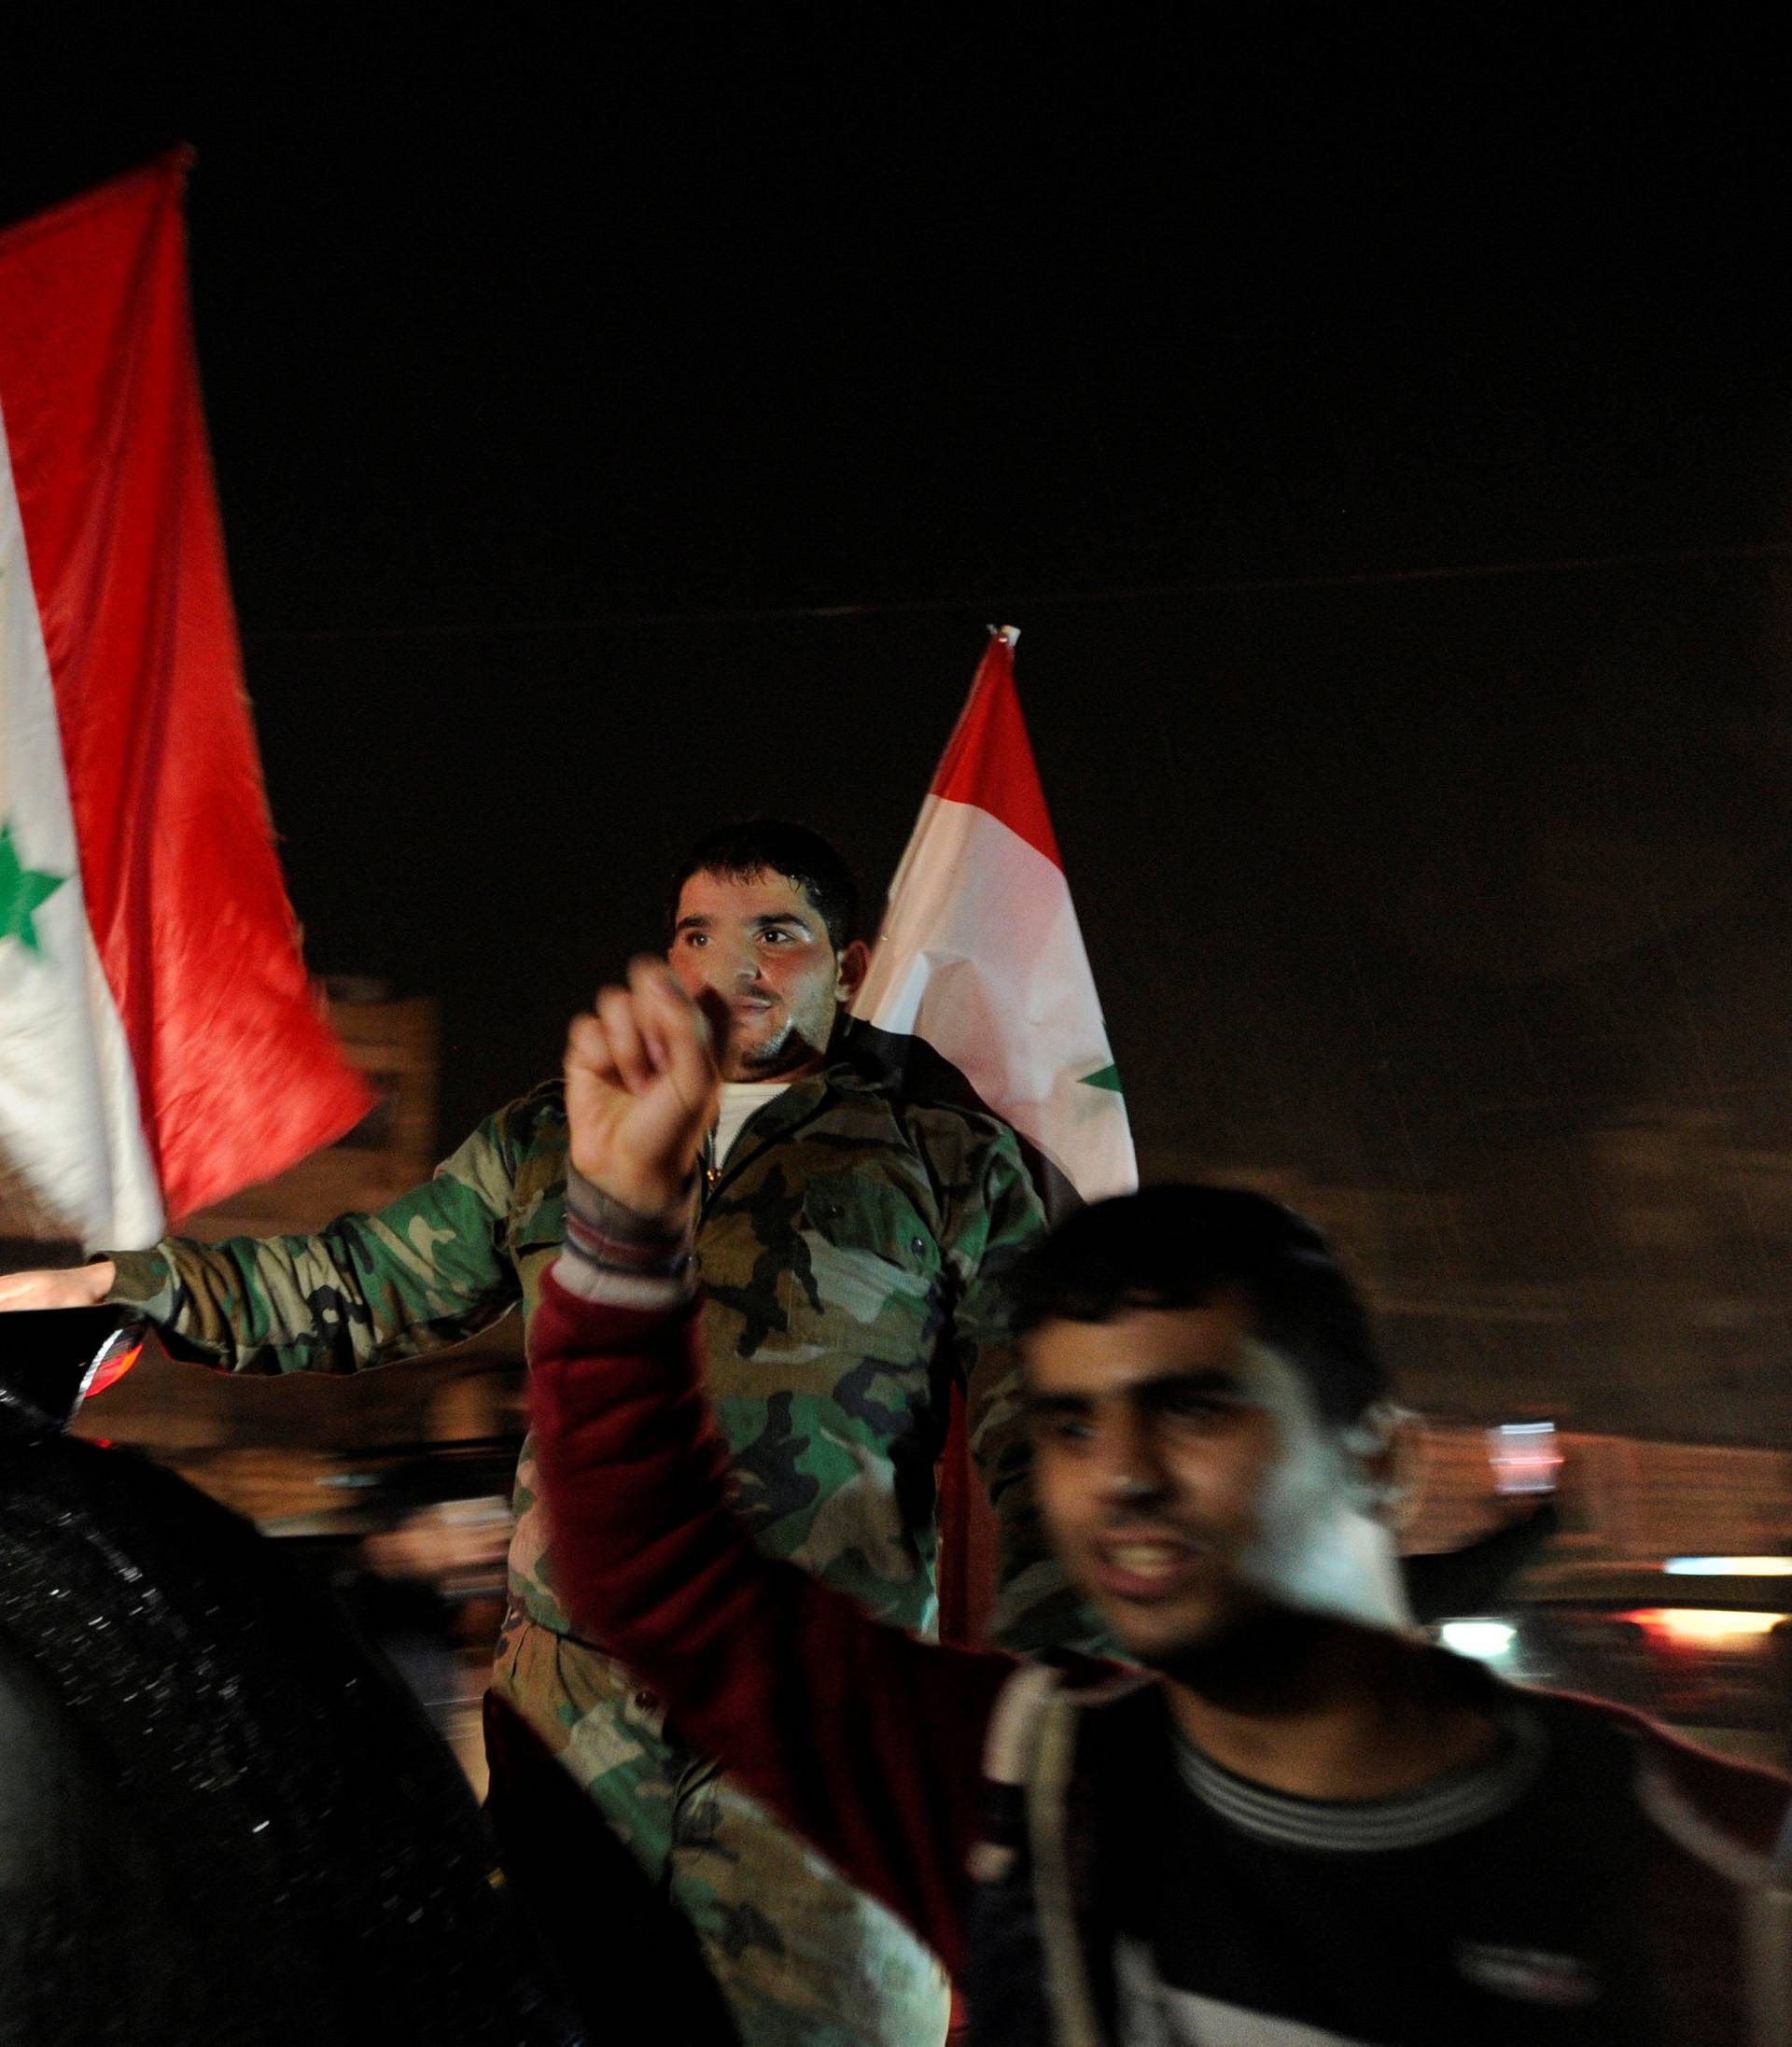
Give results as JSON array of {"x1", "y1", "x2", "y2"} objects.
[
  {"x1": 830, "y1": 1028, "x2": 1022, "y2": 1149},
  {"x1": 826, "y1": 1061, "x2": 1022, "y2": 1163},
  {"x1": 1515, "y1": 1679, "x2": 1792, "y2": 1872},
  {"x1": 492, "y1": 1077, "x2": 567, "y2": 1138},
  {"x1": 439, "y1": 1082, "x2": 568, "y2": 1195},
  {"x1": 889, "y1": 1090, "x2": 1025, "y2": 1161}
]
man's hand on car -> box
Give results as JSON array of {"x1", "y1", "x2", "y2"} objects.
[{"x1": 0, "y1": 1259, "x2": 116, "y2": 1312}]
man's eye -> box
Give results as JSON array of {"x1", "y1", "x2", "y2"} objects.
[
  {"x1": 759, "y1": 928, "x2": 795, "y2": 945},
  {"x1": 682, "y1": 932, "x2": 707, "y2": 948},
  {"x1": 1161, "y1": 1390, "x2": 1240, "y2": 1425},
  {"x1": 1037, "y1": 1416, "x2": 1093, "y2": 1448}
]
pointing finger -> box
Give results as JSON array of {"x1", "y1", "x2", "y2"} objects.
[
  {"x1": 565, "y1": 1010, "x2": 622, "y2": 1085},
  {"x1": 595, "y1": 985, "x2": 655, "y2": 1094},
  {"x1": 631, "y1": 959, "x2": 721, "y2": 1101}
]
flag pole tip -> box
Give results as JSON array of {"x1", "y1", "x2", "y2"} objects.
[{"x1": 987, "y1": 623, "x2": 1020, "y2": 647}]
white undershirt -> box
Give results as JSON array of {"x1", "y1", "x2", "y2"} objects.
[{"x1": 712, "y1": 1081, "x2": 792, "y2": 1167}]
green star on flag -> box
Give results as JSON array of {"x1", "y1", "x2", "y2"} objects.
[
  {"x1": 0, "y1": 822, "x2": 67, "y2": 956},
  {"x1": 0, "y1": 153, "x2": 371, "y2": 1250}
]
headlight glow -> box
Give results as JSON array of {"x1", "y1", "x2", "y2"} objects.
[{"x1": 1439, "y1": 1619, "x2": 1517, "y2": 1661}]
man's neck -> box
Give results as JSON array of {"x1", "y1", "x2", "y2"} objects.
[
  {"x1": 1165, "y1": 1616, "x2": 1501, "y2": 1802},
  {"x1": 720, "y1": 1054, "x2": 828, "y2": 1085}
]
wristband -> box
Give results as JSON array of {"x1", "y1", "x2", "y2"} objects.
[{"x1": 562, "y1": 1165, "x2": 696, "y2": 1283}]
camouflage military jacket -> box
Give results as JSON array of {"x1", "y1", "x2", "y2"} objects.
[{"x1": 105, "y1": 1054, "x2": 1052, "y2": 1643}]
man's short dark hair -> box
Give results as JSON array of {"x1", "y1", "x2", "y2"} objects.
[
  {"x1": 669, "y1": 820, "x2": 860, "y2": 952},
  {"x1": 1013, "y1": 1185, "x2": 1388, "y2": 1425}
]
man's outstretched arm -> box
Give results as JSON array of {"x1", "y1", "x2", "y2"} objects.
[
  {"x1": 0, "y1": 1107, "x2": 532, "y2": 1375},
  {"x1": 532, "y1": 961, "x2": 1012, "y2": 1974}
]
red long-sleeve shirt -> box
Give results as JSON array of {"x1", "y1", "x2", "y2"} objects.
[{"x1": 529, "y1": 1272, "x2": 1012, "y2": 1978}]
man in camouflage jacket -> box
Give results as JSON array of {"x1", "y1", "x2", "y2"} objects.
[{"x1": 13, "y1": 822, "x2": 1052, "y2": 2047}]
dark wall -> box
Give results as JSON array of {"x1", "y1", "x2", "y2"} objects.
[{"x1": 245, "y1": 556, "x2": 1792, "y2": 1449}]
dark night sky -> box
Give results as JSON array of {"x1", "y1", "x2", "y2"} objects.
[{"x1": 13, "y1": 8, "x2": 1792, "y2": 1439}]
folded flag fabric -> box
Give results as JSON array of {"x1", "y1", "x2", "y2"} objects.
[
  {"x1": 0, "y1": 152, "x2": 369, "y2": 1252},
  {"x1": 853, "y1": 625, "x2": 1137, "y2": 1216}
]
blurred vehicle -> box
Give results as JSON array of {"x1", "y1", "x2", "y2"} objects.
[
  {"x1": 1433, "y1": 1558, "x2": 1792, "y2": 1768},
  {"x1": 0, "y1": 1309, "x2": 584, "y2": 2042}
]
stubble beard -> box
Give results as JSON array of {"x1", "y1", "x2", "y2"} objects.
[
  {"x1": 723, "y1": 1001, "x2": 835, "y2": 1082},
  {"x1": 726, "y1": 1018, "x2": 814, "y2": 1082}
]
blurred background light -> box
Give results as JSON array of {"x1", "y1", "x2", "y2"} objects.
[
  {"x1": 1623, "y1": 1608, "x2": 1787, "y2": 1642},
  {"x1": 1663, "y1": 1556, "x2": 1792, "y2": 1577},
  {"x1": 1438, "y1": 1619, "x2": 1517, "y2": 1661}
]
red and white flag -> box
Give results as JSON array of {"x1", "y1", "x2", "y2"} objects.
[
  {"x1": 0, "y1": 153, "x2": 369, "y2": 1252},
  {"x1": 854, "y1": 626, "x2": 1136, "y2": 1214}
]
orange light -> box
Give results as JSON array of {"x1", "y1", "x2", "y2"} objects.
[
  {"x1": 1622, "y1": 1607, "x2": 1787, "y2": 1644},
  {"x1": 85, "y1": 1342, "x2": 142, "y2": 1397}
]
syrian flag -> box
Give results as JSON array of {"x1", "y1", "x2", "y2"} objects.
[
  {"x1": 854, "y1": 626, "x2": 1136, "y2": 1218},
  {"x1": 0, "y1": 153, "x2": 370, "y2": 1255},
  {"x1": 855, "y1": 627, "x2": 1135, "y2": 1647}
]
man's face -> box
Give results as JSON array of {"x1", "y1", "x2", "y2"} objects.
[
  {"x1": 1025, "y1": 1299, "x2": 1401, "y2": 1673},
  {"x1": 668, "y1": 867, "x2": 864, "y2": 1082}
]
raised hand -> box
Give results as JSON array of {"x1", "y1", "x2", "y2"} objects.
[{"x1": 563, "y1": 958, "x2": 721, "y2": 1224}]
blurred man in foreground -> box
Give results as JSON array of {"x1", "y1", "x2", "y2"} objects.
[{"x1": 529, "y1": 959, "x2": 1792, "y2": 2046}]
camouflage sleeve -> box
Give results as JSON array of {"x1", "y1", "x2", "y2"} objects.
[
  {"x1": 952, "y1": 1130, "x2": 1100, "y2": 1654},
  {"x1": 101, "y1": 1106, "x2": 528, "y2": 1376}
]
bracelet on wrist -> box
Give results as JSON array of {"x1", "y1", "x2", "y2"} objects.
[{"x1": 563, "y1": 1165, "x2": 695, "y2": 1279}]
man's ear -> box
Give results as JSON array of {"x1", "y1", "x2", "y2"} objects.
[
  {"x1": 834, "y1": 938, "x2": 871, "y2": 1002},
  {"x1": 1339, "y1": 1403, "x2": 1424, "y2": 1528}
]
